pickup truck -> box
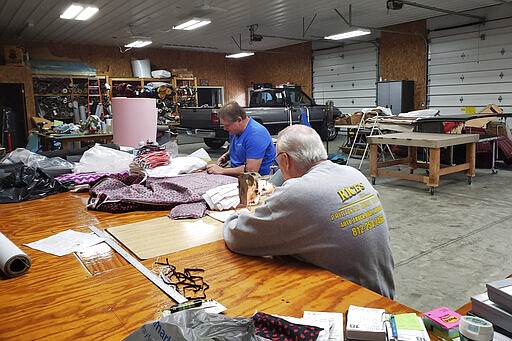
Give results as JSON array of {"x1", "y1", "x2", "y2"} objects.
[{"x1": 179, "y1": 86, "x2": 340, "y2": 149}]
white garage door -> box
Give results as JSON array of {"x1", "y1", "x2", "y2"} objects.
[
  {"x1": 428, "y1": 19, "x2": 512, "y2": 115},
  {"x1": 312, "y1": 42, "x2": 378, "y2": 114}
]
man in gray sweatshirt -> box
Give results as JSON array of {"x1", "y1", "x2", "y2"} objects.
[{"x1": 224, "y1": 124, "x2": 395, "y2": 299}]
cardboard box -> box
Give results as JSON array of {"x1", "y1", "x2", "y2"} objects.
[
  {"x1": 350, "y1": 112, "x2": 363, "y2": 125},
  {"x1": 3, "y1": 45, "x2": 24, "y2": 65}
]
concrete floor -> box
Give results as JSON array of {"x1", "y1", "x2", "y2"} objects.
[{"x1": 176, "y1": 132, "x2": 512, "y2": 313}]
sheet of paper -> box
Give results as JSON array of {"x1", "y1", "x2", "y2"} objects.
[
  {"x1": 277, "y1": 315, "x2": 330, "y2": 341},
  {"x1": 303, "y1": 311, "x2": 344, "y2": 341},
  {"x1": 25, "y1": 230, "x2": 105, "y2": 256},
  {"x1": 206, "y1": 208, "x2": 250, "y2": 222}
]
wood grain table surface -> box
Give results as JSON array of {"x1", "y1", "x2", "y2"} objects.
[{"x1": 0, "y1": 191, "x2": 438, "y2": 340}]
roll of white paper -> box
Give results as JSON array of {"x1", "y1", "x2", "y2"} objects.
[{"x1": 0, "y1": 232, "x2": 31, "y2": 278}]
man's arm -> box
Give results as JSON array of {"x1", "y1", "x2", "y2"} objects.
[{"x1": 206, "y1": 158, "x2": 263, "y2": 176}]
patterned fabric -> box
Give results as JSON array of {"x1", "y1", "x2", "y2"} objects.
[
  {"x1": 167, "y1": 201, "x2": 207, "y2": 219},
  {"x1": 252, "y1": 312, "x2": 323, "y2": 341},
  {"x1": 56, "y1": 171, "x2": 128, "y2": 185},
  {"x1": 87, "y1": 172, "x2": 237, "y2": 217}
]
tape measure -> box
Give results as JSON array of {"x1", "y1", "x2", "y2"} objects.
[{"x1": 89, "y1": 225, "x2": 187, "y2": 304}]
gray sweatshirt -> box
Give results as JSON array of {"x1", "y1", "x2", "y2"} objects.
[{"x1": 224, "y1": 161, "x2": 395, "y2": 298}]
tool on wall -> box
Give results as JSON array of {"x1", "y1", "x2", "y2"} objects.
[{"x1": 87, "y1": 77, "x2": 104, "y2": 119}]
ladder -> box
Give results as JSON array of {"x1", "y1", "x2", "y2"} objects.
[{"x1": 87, "y1": 77, "x2": 104, "y2": 119}]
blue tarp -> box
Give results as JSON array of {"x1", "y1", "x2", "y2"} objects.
[{"x1": 30, "y1": 60, "x2": 96, "y2": 76}]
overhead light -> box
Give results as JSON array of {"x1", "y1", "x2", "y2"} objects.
[
  {"x1": 386, "y1": 0, "x2": 404, "y2": 10},
  {"x1": 226, "y1": 52, "x2": 255, "y2": 59},
  {"x1": 60, "y1": 4, "x2": 98, "y2": 21},
  {"x1": 172, "y1": 18, "x2": 211, "y2": 30},
  {"x1": 124, "y1": 40, "x2": 152, "y2": 48},
  {"x1": 324, "y1": 29, "x2": 371, "y2": 40}
]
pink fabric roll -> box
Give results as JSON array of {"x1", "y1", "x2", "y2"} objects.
[{"x1": 112, "y1": 97, "x2": 157, "y2": 148}]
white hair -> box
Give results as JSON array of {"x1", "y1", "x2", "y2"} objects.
[{"x1": 276, "y1": 125, "x2": 327, "y2": 170}]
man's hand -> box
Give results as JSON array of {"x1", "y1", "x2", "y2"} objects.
[
  {"x1": 217, "y1": 152, "x2": 230, "y2": 167},
  {"x1": 206, "y1": 163, "x2": 224, "y2": 174}
]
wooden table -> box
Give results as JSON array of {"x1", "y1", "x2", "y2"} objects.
[
  {"x1": 36, "y1": 132, "x2": 113, "y2": 151},
  {"x1": 0, "y1": 192, "x2": 435, "y2": 340},
  {"x1": 367, "y1": 132, "x2": 480, "y2": 194}
]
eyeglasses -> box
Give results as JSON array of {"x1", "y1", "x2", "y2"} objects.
[{"x1": 272, "y1": 151, "x2": 286, "y2": 167}]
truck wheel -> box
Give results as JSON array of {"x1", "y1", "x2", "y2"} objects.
[
  {"x1": 318, "y1": 121, "x2": 338, "y2": 141},
  {"x1": 327, "y1": 124, "x2": 338, "y2": 141},
  {"x1": 204, "y1": 138, "x2": 226, "y2": 149}
]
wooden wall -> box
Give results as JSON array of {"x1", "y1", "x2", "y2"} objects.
[
  {"x1": 0, "y1": 41, "x2": 312, "y2": 131},
  {"x1": 24, "y1": 42, "x2": 312, "y2": 105},
  {"x1": 379, "y1": 20, "x2": 427, "y2": 110}
]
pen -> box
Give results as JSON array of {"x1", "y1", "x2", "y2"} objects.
[
  {"x1": 168, "y1": 299, "x2": 204, "y2": 313},
  {"x1": 389, "y1": 314, "x2": 398, "y2": 341}
]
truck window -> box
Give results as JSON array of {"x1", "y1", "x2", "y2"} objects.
[
  {"x1": 250, "y1": 91, "x2": 279, "y2": 106},
  {"x1": 285, "y1": 89, "x2": 313, "y2": 106}
]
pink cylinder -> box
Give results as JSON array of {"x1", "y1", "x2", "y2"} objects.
[{"x1": 112, "y1": 97, "x2": 157, "y2": 148}]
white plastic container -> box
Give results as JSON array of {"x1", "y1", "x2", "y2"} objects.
[
  {"x1": 459, "y1": 316, "x2": 493, "y2": 341},
  {"x1": 131, "y1": 59, "x2": 151, "y2": 78}
]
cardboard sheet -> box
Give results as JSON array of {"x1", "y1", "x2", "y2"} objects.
[{"x1": 107, "y1": 216, "x2": 223, "y2": 260}]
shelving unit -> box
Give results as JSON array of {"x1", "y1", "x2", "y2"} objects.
[
  {"x1": 32, "y1": 75, "x2": 108, "y2": 122},
  {"x1": 173, "y1": 76, "x2": 198, "y2": 110},
  {"x1": 108, "y1": 77, "x2": 171, "y2": 98}
]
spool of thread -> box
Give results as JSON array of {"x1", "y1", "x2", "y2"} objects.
[{"x1": 459, "y1": 316, "x2": 493, "y2": 341}]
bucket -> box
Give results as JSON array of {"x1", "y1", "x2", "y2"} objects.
[{"x1": 131, "y1": 59, "x2": 151, "y2": 78}]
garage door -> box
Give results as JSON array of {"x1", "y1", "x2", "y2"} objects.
[
  {"x1": 427, "y1": 19, "x2": 512, "y2": 115},
  {"x1": 312, "y1": 42, "x2": 378, "y2": 114}
]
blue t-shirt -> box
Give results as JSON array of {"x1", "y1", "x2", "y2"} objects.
[{"x1": 229, "y1": 118, "x2": 275, "y2": 175}]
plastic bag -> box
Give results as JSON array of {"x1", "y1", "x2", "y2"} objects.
[
  {"x1": 1, "y1": 148, "x2": 74, "y2": 177},
  {"x1": 125, "y1": 310, "x2": 264, "y2": 341},
  {"x1": 0, "y1": 162, "x2": 72, "y2": 203},
  {"x1": 74, "y1": 144, "x2": 134, "y2": 174}
]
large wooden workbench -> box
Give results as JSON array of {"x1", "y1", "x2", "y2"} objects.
[
  {"x1": 368, "y1": 132, "x2": 480, "y2": 194},
  {"x1": 36, "y1": 132, "x2": 113, "y2": 151},
  {"x1": 1, "y1": 192, "x2": 433, "y2": 340}
]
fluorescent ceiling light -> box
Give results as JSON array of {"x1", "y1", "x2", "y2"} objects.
[
  {"x1": 226, "y1": 52, "x2": 255, "y2": 59},
  {"x1": 324, "y1": 29, "x2": 371, "y2": 40},
  {"x1": 60, "y1": 4, "x2": 98, "y2": 20},
  {"x1": 173, "y1": 18, "x2": 211, "y2": 30},
  {"x1": 124, "y1": 40, "x2": 152, "y2": 48},
  {"x1": 75, "y1": 6, "x2": 98, "y2": 20}
]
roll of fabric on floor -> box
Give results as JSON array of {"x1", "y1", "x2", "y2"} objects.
[
  {"x1": 111, "y1": 97, "x2": 157, "y2": 148},
  {"x1": 0, "y1": 232, "x2": 31, "y2": 278}
]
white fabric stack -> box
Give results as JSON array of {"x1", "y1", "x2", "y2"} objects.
[{"x1": 203, "y1": 183, "x2": 240, "y2": 211}]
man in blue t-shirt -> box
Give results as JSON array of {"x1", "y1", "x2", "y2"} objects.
[{"x1": 206, "y1": 101, "x2": 275, "y2": 176}]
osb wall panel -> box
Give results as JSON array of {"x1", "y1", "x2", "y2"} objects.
[
  {"x1": 244, "y1": 43, "x2": 313, "y2": 97},
  {"x1": 380, "y1": 20, "x2": 427, "y2": 110}
]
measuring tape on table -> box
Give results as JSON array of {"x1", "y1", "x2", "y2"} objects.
[{"x1": 89, "y1": 225, "x2": 187, "y2": 304}]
